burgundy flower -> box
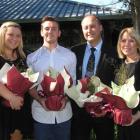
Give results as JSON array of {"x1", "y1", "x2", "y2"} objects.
[
  {"x1": 95, "y1": 90, "x2": 132, "y2": 125},
  {"x1": 79, "y1": 77, "x2": 90, "y2": 93},
  {"x1": 3, "y1": 66, "x2": 34, "y2": 107},
  {"x1": 40, "y1": 68, "x2": 72, "y2": 111},
  {"x1": 84, "y1": 87, "x2": 132, "y2": 125}
]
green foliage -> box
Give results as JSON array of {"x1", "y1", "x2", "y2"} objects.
[
  {"x1": 87, "y1": 80, "x2": 95, "y2": 94},
  {"x1": 115, "y1": 63, "x2": 128, "y2": 85},
  {"x1": 48, "y1": 67, "x2": 58, "y2": 78}
]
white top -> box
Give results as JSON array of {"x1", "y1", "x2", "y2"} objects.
[{"x1": 27, "y1": 45, "x2": 76, "y2": 124}]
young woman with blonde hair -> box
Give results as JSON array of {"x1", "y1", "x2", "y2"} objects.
[{"x1": 0, "y1": 21, "x2": 33, "y2": 140}]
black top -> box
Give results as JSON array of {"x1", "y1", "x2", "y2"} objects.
[
  {"x1": 0, "y1": 55, "x2": 33, "y2": 139},
  {"x1": 0, "y1": 55, "x2": 27, "y2": 72},
  {"x1": 114, "y1": 60, "x2": 140, "y2": 114}
]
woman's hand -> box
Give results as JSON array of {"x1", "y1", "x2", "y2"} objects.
[
  {"x1": 0, "y1": 82, "x2": 23, "y2": 110},
  {"x1": 8, "y1": 94, "x2": 24, "y2": 110}
]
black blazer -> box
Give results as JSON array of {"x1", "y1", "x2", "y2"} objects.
[
  {"x1": 134, "y1": 60, "x2": 140, "y2": 91},
  {"x1": 71, "y1": 40, "x2": 119, "y2": 86}
]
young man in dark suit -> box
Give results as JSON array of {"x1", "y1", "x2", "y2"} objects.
[{"x1": 71, "y1": 15, "x2": 118, "y2": 140}]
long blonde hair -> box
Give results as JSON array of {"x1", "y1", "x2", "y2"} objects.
[
  {"x1": 0, "y1": 21, "x2": 26, "y2": 58},
  {"x1": 117, "y1": 27, "x2": 140, "y2": 59}
]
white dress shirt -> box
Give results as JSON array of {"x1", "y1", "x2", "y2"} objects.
[{"x1": 27, "y1": 45, "x2": 76, "y2": 124}]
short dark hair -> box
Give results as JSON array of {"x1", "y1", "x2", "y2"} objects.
[{"x1": 41, "y1": 16, "x2": 60, "y2": 29}]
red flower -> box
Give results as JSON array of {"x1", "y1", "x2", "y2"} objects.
[
  {"x1": 3, "y1": 66, "x2": 33, "y2": 107},
  {"x1": 39, "y1": 68, "x2": 73, "y2": 111},
  {"x1": 86, "y1": 89, "x2": 132, "y2": 125}
]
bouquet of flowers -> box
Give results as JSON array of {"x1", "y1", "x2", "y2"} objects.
[
  {"x1": 65, "y1": 76, "x2": 111, "y2": 108},
  {"x1": 65, "y1": 75, "x2": 132, "y2": 125},
  {"x1": 84, "y1": 76, "x2": 132, "y2": 125},
  {"x1": 38, "y1": 67, "x2": 73, "y2": 111},
  {"x1": 95, "y1": 91, "x2": 132, "y2": 125},
  {"x1": 82, "y1": 76, "x2": 112, "y2": 115},
  {"x1": 112, "y1": 76, "x2": 140, "y2": 109},
  {"x1": 0, "y1": 63, "x2": 39, "y2": 107}
]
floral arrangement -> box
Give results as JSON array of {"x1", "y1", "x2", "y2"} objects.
[
  {"x1": 65, "y1": 75, "x2": 132, "y2": 125},
  {"x1": 38, "y1": 67, "x2": 73, "y2": 111},
  {"x1": 65, "y1": 76, "x2": 111, "y2": 108},
  {"x1": 0, "y1": 63, "x2": 39, "y2": 107},
  {"x1": 112, "y1": 76, "x2": 140, "y2": 109}
]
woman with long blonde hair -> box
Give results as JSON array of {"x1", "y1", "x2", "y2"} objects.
[
  {"x1": 0, "y1": 21, "x2": 33, "y2": 140},
  {"x1": 115, "y1": 27, "x2": 140, "y2": 140}
]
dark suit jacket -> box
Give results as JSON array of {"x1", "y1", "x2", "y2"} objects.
[
  {"x1": 70, "y1": 40, "x2": 120, "y2": 140},
  {"x1": 71, "y1": 40, "x2": 118, "y2": 86},
  {"x1": 70, "y1": 40, "x2": 119, "y2": 116}
]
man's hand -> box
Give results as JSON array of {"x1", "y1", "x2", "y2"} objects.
[{"x1": 94, "y1": 111, "x2": 107, "y2": 117}]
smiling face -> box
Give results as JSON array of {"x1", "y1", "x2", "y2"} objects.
[
  {"x1": 120, "y1": 31, "x2": 138, "y2": 59},
  {"x1": 41, "y1": 21, "x2": 61, "y2": 45},
  {"x1": 4, "y1": 26, "x2": 22, "y2": 51},
  {"x1": 81, "y1": 15, "x2": 103, "y2": 46}
]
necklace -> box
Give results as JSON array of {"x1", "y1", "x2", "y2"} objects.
[
  {"x1": 125, "y1": 55, "x2": 140, "y2": 64},
  {"x1": 0, "y1": 52, "x2": 17, "y2": 61}
]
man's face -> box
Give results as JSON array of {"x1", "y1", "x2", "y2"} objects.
[
  {"x1": 41, "y1": 21, "x2": 61, "y2": 44},
  {"x1": 81, "y1": 16, "x2": 102, "y2": 45}
]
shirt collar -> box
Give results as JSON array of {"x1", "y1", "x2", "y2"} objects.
[
  {"x1": 87, "y1": 40, "x2": 103, "y2": 52},
  {"x1": 42, "y1": 44, "x2": 60, "y2": 52}
]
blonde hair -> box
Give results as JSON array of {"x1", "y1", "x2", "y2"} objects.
[
  {"x1": 0, "y1": 21, "x2": 26, "y2": 58},
  {"x1": 117, "y1": 27, "x2": 140, "y2": 59}
]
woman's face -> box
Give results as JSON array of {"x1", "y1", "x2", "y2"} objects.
[
  {"x1": 120, "y1": 31, "x2": 138, "y2": 58},
  {"x1": 4, "y1": 26, "x2": 22, "y2": 50}
]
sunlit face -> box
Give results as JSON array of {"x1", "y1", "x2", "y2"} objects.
[
  {"x1": 120, "y1": 31, "x2": 138, "y2": 58},
  {"x1": 5, "y1": 26, "x2": 21, "y2": 50},
  {"x1": 81, "y1": 16, "x2": 102, "y2": 45},
  {"x1": 41, "y1": 21, "x2": 61, "y2": 44}
]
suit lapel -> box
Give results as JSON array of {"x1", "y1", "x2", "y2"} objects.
[
  {"x1": 77, "y1": 44, "x2": 86, "y2": 78},
  {"x1": 96, "y1": 41, "x2": 107, "y2": 75},
  {"x1": 96, "y1": 53, "x2": 106, "y2": 75}
]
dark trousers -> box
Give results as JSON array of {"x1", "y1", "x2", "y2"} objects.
[
  {"x1": 71, "y1": 102, "x2": 114, "y2": 140},
  {"x1": 34, "y1": 119, "x2": 71, "y2": 140},
  {"x1": 117, "y1": 120, "x2": 140, "y2": 140},
  {"x1": 0, "y1": 94, "x2": 33, "y2": 140}
]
